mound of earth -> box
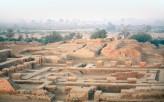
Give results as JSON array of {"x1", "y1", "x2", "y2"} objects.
[
  {"x1": 101, "y1": 39, "x2": 163, "y2": 64},
  {"x1": 0, "y1": 41, "x2": 43, "y2": 55},
  {"x1": 68, "y1": 43, "x2": 105, "y2": 59}
]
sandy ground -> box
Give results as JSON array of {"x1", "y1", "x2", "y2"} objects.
[{"x1": 54, "y1": 85, "x2": 67, "y2": 101}]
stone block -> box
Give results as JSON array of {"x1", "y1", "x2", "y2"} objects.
[
  {"x1": 69, "y1": 87, "x2": 92, "y2": 101},
  {"x1": 110, "y1": 61, "x2": 118, "y2": 67},
  {"x1": 35, "y1": 57, "x2": 41, "y2": 64},
  {"x1": 45, "y1": 85, "x2": 57, "y2": 92},
  {"x1": 41, "y1": 57, "x2": 46, "y2": 63},
  {"x1": 154, "y1": 63, "x2": 161, "y2": 68},
  {"x1": 66, "y1": 61, "x2": 73, "y2": 66},
  {"x1": 94, "y1": 90, "x2": 102, "y2": 101},
  {"x1": 111, "y1": 72, "x2": 138, "y2": 80},
  {"x1": 66, "y1": 92, "x2": 87, "y2": 101},
  {"x1": 96, "y1": 60, "x2": 104, "y2": 67},
  {"x1": 16, "y1": 65, "x2": 22, "y2": 71},
  {"x1": 19, "y1": 64, "x2": 24, "y2": 71},
  {"x1": 28, "y1": 62, "x2": 33, "y2": 69},
  {"x1": 30, "y1": 89, "x2": 47, "y2": 96},
  {"x1": 53, "y1": 59, "x2": 59, "y2": 64},
  {"x1": 140, "y1": 62, "x2": 147, "y2": 68},
  {"x1": 9, "y1": 66, "x2": 15, "y2": 73},
  {"x1": 64, "y1": 86, "x2": 74, "y2": 93},
  {"x1": 125, "y1": 61, "x2": 132, "y2": 67},
  {"x1": 2, "y1": 68, "x2": 10, "y2": 76},
  {"x1": 47, "y1": 76, "x2": 58, "y2": 82},
  {"x1": 23, "y1": 62, "x2": 28, "y2": 69},
  {"x1": 14, "y1": 66, "x2": 18, "y2": 73},
  {"x1": 107, "y1": 77, "x2": 116, "y2": 83}
]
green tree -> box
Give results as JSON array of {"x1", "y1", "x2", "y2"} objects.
[
  {"x1": 6, "y1": 29, "x2": 14, "y2": 39},
  {"x1": 90, "y1": 29, "x2": 107, "y2": 39},
  {"x1": 151, "y1": 39, "x2": 159, "y2": 48},
  {"x1": 66, "y1": 33, "x2": 75, "y2": 40},
  {"x1": 63, "y1": 33, "x2": 83, "y2": 41},
  {"x1": 0, "y1": 37, "x2": 6, "y2": 42},
  {"x1": 130, "y1": 32, "x2": 152, "y2": 42},
  {"x1": 44, "y1": 31, "x2": 62, "y2": 44}
]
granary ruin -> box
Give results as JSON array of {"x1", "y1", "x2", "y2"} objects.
[{"x1": 0, "y1": 39, "x2": 164, "y2": 102}]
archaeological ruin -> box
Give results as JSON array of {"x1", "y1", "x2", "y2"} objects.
[{"x1": 0, "y1": 39, "x2": 164, "y2": 102}]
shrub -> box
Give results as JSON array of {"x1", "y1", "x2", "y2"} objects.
[
  {"x1": 63, "y1": 33, "x2": 83, "y2": 41},
  {"x1": 0, "y1": 37, "x2": 6, "y2": 42},
  {"x1": 44, "y1": 31, "x2": 62, "y2": 44},
  {"x1": 151, "y1": 39, "x2": 159, "y2": 48},
  {"x1": 130, "y1": 33, "x2": 152, "y2": 42},
  {"x1": 90, "y1": 29, "x2": 107, "y2": 39},
  {"x1": 130, "y1": 33, "x2": 164, "y2": 48}
]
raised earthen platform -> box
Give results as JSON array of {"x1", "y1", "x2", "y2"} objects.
[{"x1": 0, "y1": 39, "x2": 164, "y2": 102}]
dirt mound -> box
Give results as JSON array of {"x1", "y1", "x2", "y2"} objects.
[
  {"x1": 72, "y1": 38, "x2": 104, "y2": 44},
  {"x1": 101, "y1": 39, "x2": 164, "y2": 64},
  {"x1": 68, "y1": 43, "x2": 105, "y2": 59},
  {"x1": 45, "y1": 41, "x2": 64, "y2": 48},
  {"x1": 29, "y1": 41, "x2": 42, "y2": 46}
]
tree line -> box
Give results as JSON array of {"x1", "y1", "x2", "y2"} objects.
[
  {"x1": 130, "y1": 32, "x2": 164, "y2": 48},
  {"x1": 0, "y1": 28, "x2": 163, "y2": 48},
  {"x1": 0, "y1": 29, "x2": 83, "y2": 44}
]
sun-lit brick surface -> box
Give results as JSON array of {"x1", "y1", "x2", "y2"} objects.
[{"x1": 0, "y1": 79, "x2": 15, "y2": 93}]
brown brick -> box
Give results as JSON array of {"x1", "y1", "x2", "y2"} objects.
[
  {"x1": 110, "y1": 61, "x2": 118, "y2": 67},
  {"x1": 140, "y1": 62, "x2": 146, "y2": 68},
  {"x1": 96, "y1": 60, "x2": 104, "y2": 67}
]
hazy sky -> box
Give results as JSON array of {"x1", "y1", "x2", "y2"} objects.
[{"x1": 0, "y1": 0, "x2": 164, "y2": 22}]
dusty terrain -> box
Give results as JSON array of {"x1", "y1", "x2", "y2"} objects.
[{"x1": 0, "y1": 38, "x2": 164, "y2": 102}]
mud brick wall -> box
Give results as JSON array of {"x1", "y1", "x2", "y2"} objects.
[
  {"x1": 44, "y1": 85, "x2": 57, "y2": 92},
  {"x1": 69, "y1": 87, "x2": 91, "y2": 101},
  {"x1": 96, "y1": 60, "x2": 104, "y2": 67},
  {"x1": 12, "y1": 73, "x2": 24, "y2": 80},
  {"x1": 67, "y1": 77, "x2": 77, "y2": 81},
  {"x1": 66, "y1": 92, "x2": 87, "y2": 101},
  {"x1": 111, "y1": 71, "x2": 145, "y2": 80},
  {"x1": 85, "y1": 68, "x2": 133, "y2": 74},
  {"x1": 0, "y1": 57, "x2": 33, "y2": 70},
  {"x1": 64, "y1": 86, "x2": 74, "y2": 93},
  {"x1": 98, "y1": 85, "x2": 136, "y2": 93},
  {"x1": 16, "y1": 89, "x2": 54, "y2": 101},
  {"x1": 0, "y1": 59, "x2": 20, "y2": 70},
  {"x1": 94, "y1": 90, "x2": 102, "y2": 101},
  {"x1": 0, "y1": 49, "x2": 11, "y2": 62},
  {"x1": 107, "y1": 77, "x2": 117, "y2": 83}
]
